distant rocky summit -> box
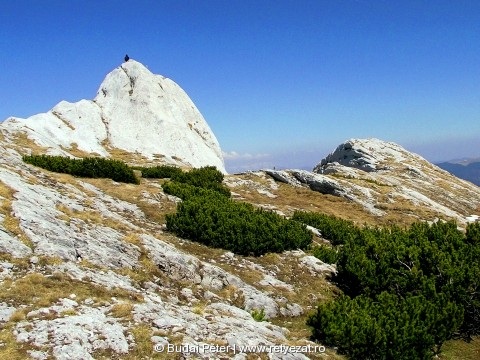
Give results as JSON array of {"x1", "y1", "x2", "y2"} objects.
[
  {"x1": 314, "y1": 138, "x2": 422, "y2": 173},
  {"x1": 264, "y1": 138, "x2": 480, "y2": 223},
  {"x1": 1, "y1": 59, "x2": 226, "y2": 172}
]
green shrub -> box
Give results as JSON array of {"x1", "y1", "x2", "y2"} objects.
[
  {"x1": 162, "y1": 180, "x2": 230, "y2": 201},
  {"x1": 251, "y1": 308, "x2": 266, "y2": 322},
  {"x1": 165, "y1": 182, "x2": 312, "y2": 256},
  {"x1": 139, "y1": 165, "x2": 183, "y2": 179},
  {"x1": 154, "y1": 166, "x2": 230, "y2": 198},
  {"x1": 171, "y1": 166, "x2": 230, "y2": 197},
  {"x1": 22, "y1": 154, "x2": 139, "y2": 184},
  {"x1": 292, "y1": 211, "x2": 358, "y2": 245},
  {"x1": 308, "y1": 219, "x2": 480, "y2": 358},
  {"x1": 466, "y1": 221, "x2": 480, "y2": 244},
  {"x1": 163, "y1": 167, "x2": 312, "y2": 256},
  {"x1": 312, "y1": 245, "x2": 339, "y2": 264},
  {"x1": 173, "y1": 165, "x2": 224, "y2": 185},
  {"x1": 308, "y1": 292, "x2": 463, "y2": 360},
  {"x1": 335, "y1": 222, "x2": 477, "y2": 303}
]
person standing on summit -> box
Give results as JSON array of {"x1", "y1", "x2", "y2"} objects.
[{"x1": 124, "y1": 54, "x2": 129, "y2": 62}]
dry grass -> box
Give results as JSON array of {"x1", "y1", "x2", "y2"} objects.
[
  {"x1": 56, "y1": 204, "x2": 103, "y2": 224},
  {"x1": 0, "y1": 271, "x2": 146, "y2": 357},
  {"x1": 59, "y1": 143, "x2": 102, "y2": 158},
  {"x1": 3, "y1": 149, "x2": 478, "y2": 358},
  {"x1": 439, "y1": 337, "x2": 480, "y2": 360},
  {"x1": 73, "y1": 177, "x2": 176, "y2": 228},
  {"x1": 51, "y1": 111, "x2": 75, "y2": 130},
  {"x1": 376, "y1": 196, "x2": 447, "y2": 226},
  {"x1": 37, "y1": 256, "x2": 64, "y2": 267},
  {"x1": 106, "y1": 325, "x2": 179, "y2": 360},
  {"x1": 117, "y1": 234, "x2": 170, "y2": 288},
  {"x1": 191, "y1": 303, "x2": 206, "y2": 315},
  {"x1": 217, "y1": 285, "x2": 246, "y2": 309},
  {"x1": 102, "y1": 146, "x2": 151, "y2": 166},
  {"x1": 0, "y1": 325, "x2": 32, "y2": 360},
  {"x1": 56, "y1": 203, "x2": 134, "y2": 233},
  {"x1": 109, "y1": 302, "x2": 134, "y2": 320},
  {"x1": 8, "y1": 132, "x2": 49, "y2": 154},
  {"x1": 8, "y1": 308, "x2": 27, "y2": 323},
  {"x1": 0, "y1": 181, "x2": 34, "y2": 249},
  {"x1": 0, "y1": 272, "x2": 143, "y2": 310},
  {"x1": 60, "y1": 309, "x2": 78, "y2": 317},
  {"x1": 94, "y1": 325, "x2": 188, "y2": 360},
  {"x1": 0, "y1": 253, "x2": 30, "y2": 269},
  {"x1": 227, "y1": 172, "x2": 461, "y2": 229},
  {"x1": 227, "y1": 173, "x2": 372, "y2": 219}
]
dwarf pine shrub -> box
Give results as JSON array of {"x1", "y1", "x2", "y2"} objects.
[
  {"x1": 163, "y1": 171, "x2": 312, "y2": 256},
  {"x1": 171, "y1": 166, "x2": 230, "y2": 197},
  {"x1": 311, "y1": 245, "x2": 339, "y2": 264},
  {"x1": 138, "y1": 165, "x2": 183, "y2": 179},
  {"x1": 308, "y1": 291, "x2": 462, "y2": 360},
  {"x1": 292, "y1": 211, "x2": 358, "y2": 245},
  {"x1": 308, "y1": 218, "x2": 480, "y2": 359},
  {"x1": 22, "y1": 154, "x2": 139, "y2": 184},
  {"x1": 165, "y1": 187, "x2": 312, "y2": 256}
]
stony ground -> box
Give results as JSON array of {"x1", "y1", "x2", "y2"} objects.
[{"x1": 1, "y1": 134, "x2": 479, "y2": 359}]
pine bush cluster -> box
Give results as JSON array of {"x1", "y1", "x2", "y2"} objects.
[
  {"x1": 308, "y1": 291, "x2": 463, "y2": 360},
  {"x1": 170, "y1": 166, "x2": 231, "y2": 197},
  {"x1": 311, "y1": 245, "x2": 339, "y2": 264},
  {"x1": 140, "y1": 165, "x2": 231, "y2": 197},
  {"x1": 304, "y1": 214, "x2": 480, "y2": 359},
  {"x1": 292, "y1": 211, "x2": 358, "y2": 245},
  {"x1": 163, "y1": 167, "x2": 312, "y2": 256},
  {"x1": 22, "y1": 154, "x2": 139, "y2": 184},
  {"x1": 138, "y1": 165, "x2": 183, "y2": 179}
]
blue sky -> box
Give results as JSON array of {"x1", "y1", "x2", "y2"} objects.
[{"x1": 1, "y1": 1, "x2": 479, "y2": 172}]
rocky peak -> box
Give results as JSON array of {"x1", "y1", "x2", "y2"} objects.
[
  {"x1": 257, "y1": 138, "x2": 480, "y2": 224},
  {"x1": 314, "y1": 138, "x2": 422, "y2": 173},
  {"x1": 2, "y1": 59, "x2": 226, "y2": 172}
]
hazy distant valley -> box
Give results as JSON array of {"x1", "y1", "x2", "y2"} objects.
[{"x1": 437, "y1": 158, "x2": 480, "y2": 186}]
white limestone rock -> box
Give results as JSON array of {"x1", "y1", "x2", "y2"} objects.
[
  {"x1": 51, "y1": 262, "x2": 138, "y2": 293},
  {"x1": 0, "y1": 167, "x2": 141, "y2": 268},
  {"x1": 0, "y1": 303, "x2": 17, "y2": 323},
  {"x1": 291, "y1": 169, "x2": 346, "y2": 197},
  {"x1": 315, "y1": 138, "x2": 410, "y2": 173},
  {"x1": 15, "y1": 305, "x2": 130, "y2": 360},
  {"x1": 140, "y1": 234, "x2": 284, "y2": 318},
  {"x1": 2, "y1": 60, "x2": 225, "y2": 173},
  {"x1": 264, "y1": 169, "x2": 303, "y2": 186},
  {"x1": 300, "y1": 255, "x2": 337, "y2": 275},
  {"x1": 0, "y1": 227, "x2": 32, "y2": 258}
]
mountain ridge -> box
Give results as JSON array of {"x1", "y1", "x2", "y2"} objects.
[
  {"x1": 1, "y1": 60, "x2": 226, "y2": 173},
  {"x1": 0, "y1": 63, "x2": 479, "y2": 358},
  {"x1": 256, "y1": 138, "x2": 480, "y2": 225}
]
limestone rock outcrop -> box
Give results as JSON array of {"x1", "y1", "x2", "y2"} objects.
[{"x1": 2, "y1": 60, "x2": 226, "y2": 172}]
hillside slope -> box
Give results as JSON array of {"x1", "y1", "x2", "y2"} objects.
[{"x1": 250, "y1": 138, "x2": 480, "y2": 226}]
